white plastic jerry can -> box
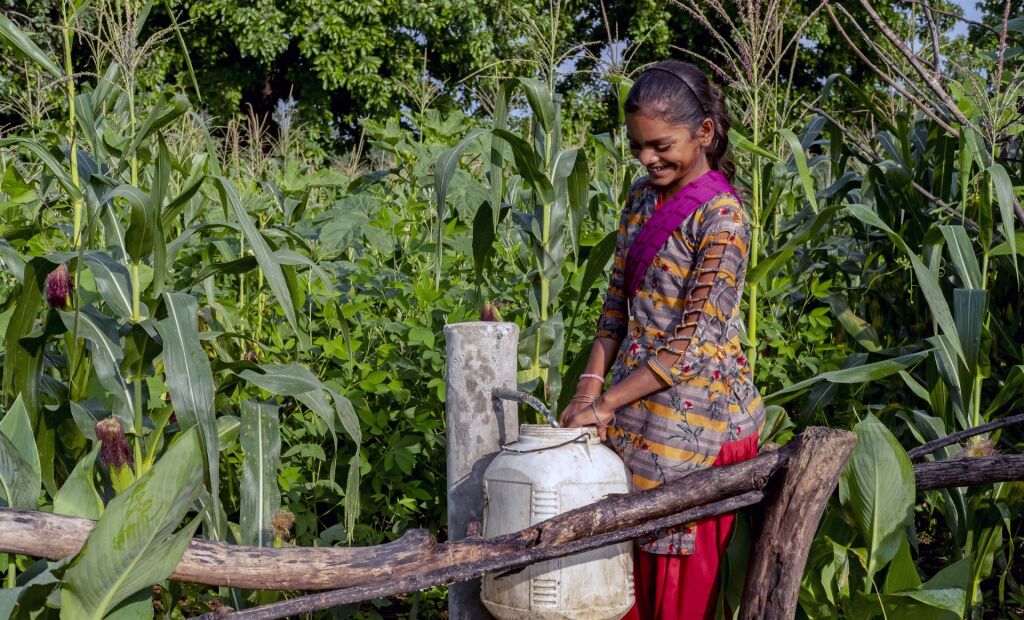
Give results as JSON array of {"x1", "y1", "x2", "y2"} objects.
[{"x1": 481, "y1": 424, "x2": 634, "y2": 620}]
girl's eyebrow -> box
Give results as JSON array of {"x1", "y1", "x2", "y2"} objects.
[{"x1": 626, "y1": 134, "x2": 676, "y2": 145}]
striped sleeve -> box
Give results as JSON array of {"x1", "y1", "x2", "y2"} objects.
[{"x1": 648, "y1": 195, "x2": 751, "y2": 384}]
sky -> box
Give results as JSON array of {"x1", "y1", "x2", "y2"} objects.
[{"x1": 951, "y1": 0, "x2": 984, "y2": 38}]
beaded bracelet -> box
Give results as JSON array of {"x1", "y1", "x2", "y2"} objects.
[{"x1": 579, "y1": 373, "x2": 605, "y2": 384}]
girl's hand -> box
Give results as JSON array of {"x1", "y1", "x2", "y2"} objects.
[{"x1": 560, "y1": 395, "x2": 615, "y2": 441}]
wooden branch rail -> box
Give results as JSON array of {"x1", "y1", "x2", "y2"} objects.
[{"x1": 3, "y1": 428, "x2": 1024, "y2": 620}]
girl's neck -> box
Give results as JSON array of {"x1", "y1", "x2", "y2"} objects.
[{"x1": 659, "y1": 159, "x2": 712, "y2": 200}]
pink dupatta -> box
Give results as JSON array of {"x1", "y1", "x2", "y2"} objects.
[{"x1": 623, "y1": 170, "x2": 737, "y2": 301}]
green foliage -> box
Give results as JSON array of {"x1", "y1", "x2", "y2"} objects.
[{"x1": 0, "y1": 1, "x2": 1023, "y2": 618}]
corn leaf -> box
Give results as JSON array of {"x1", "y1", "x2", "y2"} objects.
[
  {"x1": 846, "y1": 204, "x2": 965, "y2": 362},
  {"x1": 0, "y1": 13, "x2": 63, "y2": 79},
  {"x1": 0, "y1": 394, "x2": 40, "y2": 508},
  {"x1": 155, "y1": 292, "x2": 221, "y2": 537},
  {"x1": 240, "y1": 400, "x2": 281, "y2": 547},
  {"x1": 213, "y1": 176, "x2": 307, "y2": 349},
  {"x1": 988, "y1": 163, "x2": 1019, "y2": 278},
  {"x1": 61, "y1": 429, "x2": 203, "y2": 620},
  {"x1": 780, "y1": 128, "x2": 818, "y2": 212}
]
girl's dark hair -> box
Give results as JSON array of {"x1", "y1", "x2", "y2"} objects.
[{"x1": 624, "y1": 60, "x2": 734, "y2": 180}]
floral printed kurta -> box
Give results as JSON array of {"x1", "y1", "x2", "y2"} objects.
[{"x1": 596, "y1": 175, "x2": 766, "y2": 555}]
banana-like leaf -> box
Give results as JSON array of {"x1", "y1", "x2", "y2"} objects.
[
  {"x1": 840, "y1": 413, "x2": 915, "y2": 583},
  {"x1": 53, "y1": 445, "x2": 104, "y2": 520},
  {"x1": 0, "y1": 394, "x2": 40, "y2": 508},
  {"x1": 154, "y1": 292, "x2": 221, "y2": 537},
  {"x1": 0, "y1": 13, "x2": 63, "y2": 78},
  {"x1": 240, "y1": 400, "x2": 281, "y2": 547},
  {"x1": 780, "y1": 128, "x2": 818, "y2": 212},
  {"x1": 846, "y1": 204, "x2": 965, "y2": 362},
  {"x1": 883, "y1": 537, "x2": 922, "y2": 593},
  {"x1": 59, "y1": 307, "x2": 134, "y2": 426},
  {"x1": 84, "y1": 252, "x2": 134, "y2": 320},
  {"x1": 765, "y1": 350, "x2": 928, "y2": 404},
  {"x1": 988, "y1": 163, "x2": 1019, "y2": 277},
  {"x1": 434, "y1": 128, "x2": 488, "y2": 281},
  {"x1": 0, "y1": 239, "x2": 26, "y2": 284},
  {"x1": 238, "y1": 363, "x2": 361, "y2": 445},
  {"x1": 939, "y1": 226, "x2": 982, "y2": 290},
  {"x1": 61, "y1": 429, "x2": 204, "y2": 619},
  {"x1": 213, "y1": 176, "x2": 307, "y2": 348}
]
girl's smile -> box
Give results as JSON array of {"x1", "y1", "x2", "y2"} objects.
[{"x1": 625, "y1": 110, "x2": 714, "y2": 198}]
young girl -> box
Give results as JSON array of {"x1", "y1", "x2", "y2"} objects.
[{"x1": 559, "y1": 60, "x2": 766, "y2": 620}]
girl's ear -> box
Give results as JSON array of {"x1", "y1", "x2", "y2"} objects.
[{"x1": 699, "y1": 117, "x2": 715, "y2": 147}]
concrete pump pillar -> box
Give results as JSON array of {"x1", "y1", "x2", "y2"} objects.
[{"x1": 444, "y1": 321, "x2": 520, "y2": 620}]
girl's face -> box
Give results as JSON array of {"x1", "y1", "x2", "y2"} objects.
[{"x1": 625, "y1": 109, "x2": 714, "y2": 198}]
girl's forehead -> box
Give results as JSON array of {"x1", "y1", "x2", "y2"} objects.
[{"x1": 625, "y1": 111, "x2": 691, "y2": 139}]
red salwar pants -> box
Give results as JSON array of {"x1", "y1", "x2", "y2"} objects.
[{"x1": 622, "y1": 432, "x2": 759, "y2": 620}]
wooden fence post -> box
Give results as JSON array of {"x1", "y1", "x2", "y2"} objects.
[{"x1": 739, "y1": 427, "x2": 857, "y2": 618}]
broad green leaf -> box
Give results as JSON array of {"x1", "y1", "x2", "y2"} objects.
[
  {"x1": 765, "y1": 350, "x2": 928, "y2": 404},
  {"x1": 0, "y1": 432, "x2": 38, "y2": 508},
  {"x1": 213, "y1": 176, "x2": 307, "y2": 348},
  {"x1": 434, "y1": 127, "x2": 487, "y2": 280},
  {"x1": 53, "y1": 445, "x2": 104, "y2": 520},
  {"x1": 154, "y1": 292, "x2": 221, "y2": 538},
  {"x1": 117, "y1": 93, "x2": 190, "y2": 174},
  {"x1": 2, "y1": 258, "x2": 46, "y2": 417},
  {"x1": 59, "y1": 307, "x2": 135, "y2": 426},
  {"x1": 240, "y1": 401, "x2": 281, "y2": 547},
  {"x1": 988, "y1": 164, "x2": 1018, "y2": 276},
  {"x1": 846, "y1": 204, "x2": 964, "y2": 362},
  {"x1": 84, "y1": 252, "x2": 134, "y2": 320},
  {"x1": 0, "y1": 238, "x2": 26, "y2": 283},
  {"x1": 780, "y1": 128, "x2": 818, "y2": 212},
  {"x1": 61, "y1": 430, "x2": 204, "y2": 619},
  {"x1": 568, "y1": 229, "x2": 617, "y2": 336},
  {"x1": 840, "y1": 414, "x2": 915, "y2": 582},
  {"x1": 883, "y1": 537, "x2": 921, "y2": 593},
  {"x1": 0, "y1": 13, "x2": 63, "y2": 78},
  {"x1": 345, "y1": 451, "x2": 361, "y2": 544},
  {"x1": 0, "y1": 394, "x2": 40, "y2": 507},
  {"x1": 939, "y1": 226, "x2": 982, "y2": 289},
  {"x1": 928, "y1": 334, "x2": 966, "y2": 426}
]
